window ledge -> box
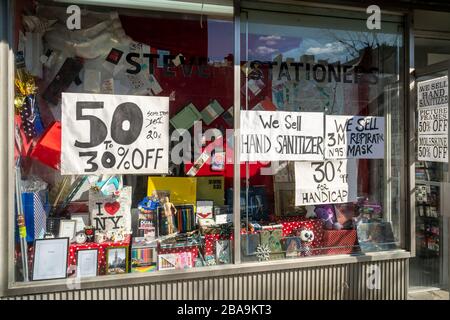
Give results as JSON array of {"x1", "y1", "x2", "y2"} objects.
[{"x1": 4, "y1": 249, "x2": 411, "y2": 297}]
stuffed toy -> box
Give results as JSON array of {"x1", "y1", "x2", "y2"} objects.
[
  {"x1": 297, "y1": 227, "x2": 315, "y2": 256},
  {"x1": 314, "y1": 204, "x2": 343, "y2": 230}
]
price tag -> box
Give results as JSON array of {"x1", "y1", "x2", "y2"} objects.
[{"x1": 61, "y1": 93, "x2": 169, "y2": 175}]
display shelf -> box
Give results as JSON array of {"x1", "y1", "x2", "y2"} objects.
[{"x1": 415, "y1": 180, "x2": 443, "y2": 187}]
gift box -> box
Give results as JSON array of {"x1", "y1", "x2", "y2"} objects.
[
  {"x1": 321, "y1": 230, "x2": 357, "y2": 255},
  {"x1": 20, "y1": 189, "x2": 49, "y2": 242},
  {"x1": 68, "y1": 235, "x2": 131, "y2": 276},
  {"x1": 147, "y1": 177, "x2": 197, "y2": 206},
  {"x1": 240, "y1": 233, "x2": 260, "y2": 256},
  {"x1": 196, "y1": 176, "x2": 225, "y2": 206},
  {"x1": 279, "y1": 218, "x2": 324, "y2": 256},
  {"x1": 204, "y1": 233, "x2": 233, "y2": 256},
  {"x1": 30, "y1": 121, "x2": 61, "y2": 170},
  {"x1": 260, "y1": 228, "x2": 284, "y2": 260}
]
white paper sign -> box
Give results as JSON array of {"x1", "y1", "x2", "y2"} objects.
[
  {"x1": 240, "y1": 111, "x2": 324, "y2": 161},
  {"x1": 62, "y1": 93, "x2": 169, "y2": 175},
  {"x1": 325, "y1": 115, "x2": 384, "y2": 159},
  {"x1": 295, "y1": 159, "x2": 357, "y2": 206},
  {"x1": 417, "y1": 76, "x2": 448, "y2": 162}
]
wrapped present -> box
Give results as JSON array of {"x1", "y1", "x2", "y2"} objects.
[
  {"x1": 30, "y1": 121, "x2": 61, "y2": 170},
  {"x1": 68, "y1": 235, "x2": 131, "y2": 276},
  {"x1": 204, "y1": 232, "x2": 233, "y2": 256},
  {"x1": 204, "y1": 233, "x2": 220, "y2": 256},
  {"x1": 279, "y1": 218, "x2": 324, "y2": 255},
  {"x1": 240, "y1": 233, "x2": 260, "y2": 256},
  {"x1": 260, "y1": 228, "x2": 284, "y2": 260},
  {"x1": 321, "y1": 230, "x2": 357, "y2": 255}
]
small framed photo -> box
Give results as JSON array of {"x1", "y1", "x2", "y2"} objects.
[
  {"x1": 58, "y1": 220, "x2": 76, "y2": 242},
  {"x1": 76, "y1": 249, "x2": 98, "y2": 278},
  {"x1": 106, "y1": 247, "x2": 129, "y2": 275},
  {"x1": 285, "y1": 237, "x2": 302, "y2": 257},
  {"x1": 32, "y1": 238, "x2": 69, "y2": 281}
]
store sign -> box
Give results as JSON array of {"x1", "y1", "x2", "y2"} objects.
[
  {"x1": 417, "y1": 76, "x2": 449, "y2": 163},
  {"x1": 325, "y1": 115, "x2": 384, "y2": 159},
  {"x1": 61, "y1": 93, "x2": 169, "y2": 174},
  {"x1": 294, "y1": 159, "x2": 357, "y2": 206},
  {"x1": 240, "y1": 110, "x2": 324, "y2": 162}
]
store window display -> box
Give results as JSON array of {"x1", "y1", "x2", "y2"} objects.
[
  {"x1": 13, "y1": 1, "x2": 234, "y2": 282},
  {"x1": 239, "y1": 8, "x2": 405, "y2": 262}
]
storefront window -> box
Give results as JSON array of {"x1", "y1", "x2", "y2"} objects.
[
  {"x1": 13, "y1": 1, "x2": 234, "y2": 282},
  {"x1": 239, "y1": 6, "x2": 404, "y2": 262}
]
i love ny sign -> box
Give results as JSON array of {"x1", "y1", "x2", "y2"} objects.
[{"x1": 89, "y1": 186, "x2": 132, "y2": 233}]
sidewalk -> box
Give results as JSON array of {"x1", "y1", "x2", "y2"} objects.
[{"x1": 408, "y1": 290, "x2": 449, "y2": 300}]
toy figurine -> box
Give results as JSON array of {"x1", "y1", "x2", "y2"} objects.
[
  {"x1": 297, "y1": 227, "x2": 315, "y2": 256},
  {"x1": 162, "y1": 196, "x2": 177, "y2": 235}
]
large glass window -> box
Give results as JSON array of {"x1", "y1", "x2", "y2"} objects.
[
  {"x1": 239, "y1": 5, "x2": 405, "y2": 262},
  {"x1": 12, "y1": 1, "x2": 234, "y2": 283}
]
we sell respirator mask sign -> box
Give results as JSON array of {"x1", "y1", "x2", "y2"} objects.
[{"x1": 61, "y1": 93, "x2": 169, "y2": 175}]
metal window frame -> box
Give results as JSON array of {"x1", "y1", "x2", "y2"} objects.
[{"x1": 0, "y1": 0, "x2": 413, "y2": 297}]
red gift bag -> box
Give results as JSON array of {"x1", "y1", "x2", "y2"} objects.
[
  {"x1": 30, "y1": 121, "x2": 61, "y2": 170},
  {"x1": 321, "y1": 230, "x2": 357, "y2": 255}
]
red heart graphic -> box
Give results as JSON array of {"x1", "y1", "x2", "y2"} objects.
[
  {"x1": 104, "y1": 202, "x2": 120, "y2": 215},
  {"x1": 197, "y1": 213, "x2": 211, "y2": 219}
]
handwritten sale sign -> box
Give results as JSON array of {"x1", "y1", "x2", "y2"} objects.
[
  {"x1": 417, "y1": 76, "x2": 448, "y2": 162},
  {"x1": 61, "y1": 93, "x2": 169, "y2": 175},
  {"x1": 240, "y1": 110, "x2": 324, "y2": 162},
  {"x1": 325, "y1": 115, "x2": 384, "y2": 159},
  {"x1": 295, "y1": 159, "x2": 357, "y2": 206}
]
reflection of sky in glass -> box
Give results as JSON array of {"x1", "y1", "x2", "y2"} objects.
[
  {"x1": 244, "y1": 23, "x2": 400, "y2": 64},
  {"x1": 208, "y1": 19, "x2": 234, "y2": 62}
]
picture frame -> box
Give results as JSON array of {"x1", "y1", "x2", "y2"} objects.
[
  {"x1": 71, "y1": 213, "x2": 89, "y2": 233},
  {"x1": 76, "y1": 249, "x2": 98, "y2": 278},
  {"x1": 32, "y1": 238, "x2": 69, "y2": 281},
  {"x1": 58, "y1": 219, "x2": 76, "y2": 242},
  {"x1": 105, "y1": 246, "x2": 129, "y2": 275},
  {"x1": 284, "y1": 237, "x2": 302, "y2": 257}
]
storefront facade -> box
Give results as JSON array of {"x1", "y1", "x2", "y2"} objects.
[{"x1": 0, "y1": 0, "x2": 448, "y2": 300}]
